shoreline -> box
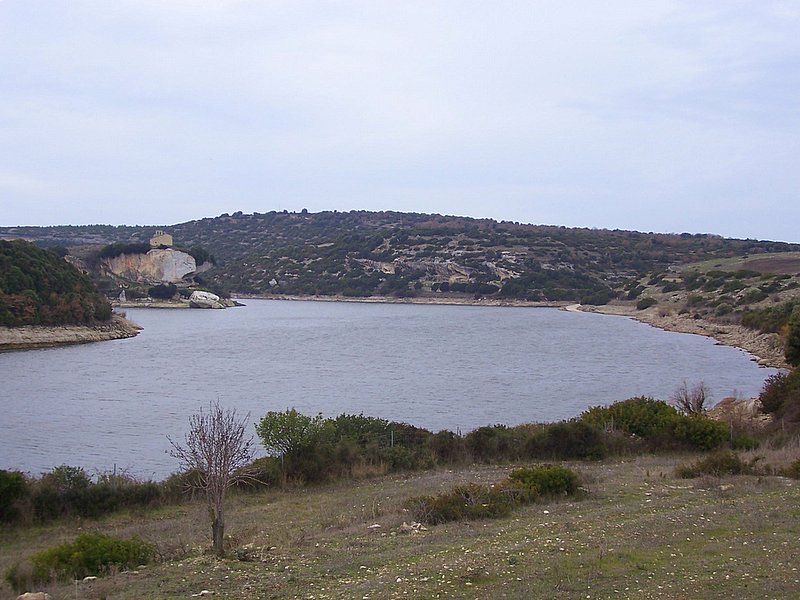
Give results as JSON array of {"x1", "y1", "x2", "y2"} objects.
[
  {"x1": 2, "y1": 292, "x2": 786, "y2": 368},
  {"x1": 242, "y1": 294, "x2": 787, "y2": 369},
  {"x1": 576, "y1": 302, "x2": 787, "y2": 369},
  {"x1": 234, "y1": 292, "x2": 572, "y2": 309},
  {"x1": 0, "y1": 314, "x2": 142, "y2": 352}
]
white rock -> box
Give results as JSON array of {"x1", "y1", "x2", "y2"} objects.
[{"x1": 189, "y1": 291, "x2": 225, "y2": 309}]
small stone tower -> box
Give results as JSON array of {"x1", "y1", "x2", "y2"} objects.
[{"x1": 150, "y1": 230, "x2": 173, "y2": 248}]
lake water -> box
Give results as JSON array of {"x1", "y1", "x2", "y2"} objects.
[{"x1": 0, "y1": 299, "x2": 777, "y2": 479}]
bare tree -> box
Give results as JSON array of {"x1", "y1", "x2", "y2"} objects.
[
  {"x1": 671, "y1": 381, "x2": 710, "y2": 414},
  {"x1": 169, "y1": 401, "x2": 255, "y2": 557}
]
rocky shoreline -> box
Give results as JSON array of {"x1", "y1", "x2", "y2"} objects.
[
  {"x1": 577, "y1": 303, "x2": 788, "y2": 370},
  {"x1": 0, "y1": 314, "x2": 142, "y2": 352}
]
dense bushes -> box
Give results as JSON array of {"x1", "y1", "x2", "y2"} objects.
[
  {"x1": 253, "y1": 402, "x2": 731, "y2": 485},
  {"x1": 525, "y1": 421, "x2": 607, "y2": 460},
  {"x1": 97, "y1": 242, "x2": 151, "y2": 259},
  {"x1": 148, "y1": 283, "x2": 178, "y2": 299},
  {"x1": 5, "y1": 533, "x2": 155, "y2": 591},
  {"x1": 2, "y1": 399, "x2": 737, "y2": 528},
  {"x1": 0, "y1": 466, "x2": 165, "y2": 526},
  {"x1": 581, "y1": 396, "x2": 727, "y2": 451},
  {"x1": 636, "y1": 297, "x2": 658, "y2": 310},
  {"x1": 404, "y1": 465, "x2": 582, "y2": 525},
  {"x1": 675, "y1": 450, "x2": 753, "y2": 478},
  {"x1": 0, "y1": 240, "x2": 112, "y2": 326},
  {"x1": 759, "y1": 369, "x2": 800, "y2": 425},
  {"x1": 0, "y1": 470, "x2": 27, "y2": 522},
  {"x1": 256, "y1": 411, "x2": 434, "y2": 483},
  {"x1": 741, "y1": 300, "x2": 800, "y2": 334}
]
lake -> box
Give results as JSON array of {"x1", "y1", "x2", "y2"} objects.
[{"x1": 0, "y1": 299, "x2": 777, "y2": 479}]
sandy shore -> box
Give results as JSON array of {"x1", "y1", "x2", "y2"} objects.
[
  {"x1": 577, "y1": 303, "x2": 787, "y2": 369},
  {"x1": 0, "y1": 314, "x2": 142, "y2": 351}
]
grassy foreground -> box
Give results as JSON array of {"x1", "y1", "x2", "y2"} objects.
[{"x1": 2, "y1": 451, "x2": 799, "y2": 600}]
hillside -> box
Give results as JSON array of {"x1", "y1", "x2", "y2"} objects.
[
  {"x1": 2, "y1": 211, "x2": 797, "y2": 305},
  {"x1": 2, "y1": 453, "x2": 798, "y2": 600},
  {"x1": 0, "y1": 240, "x2": 112, "y2": 326}
]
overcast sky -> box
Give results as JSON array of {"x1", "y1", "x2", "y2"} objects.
[{"x1": 1, "y1": 1, "x2": 798, "y2": 242}]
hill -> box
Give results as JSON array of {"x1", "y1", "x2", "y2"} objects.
[
  {"x1": 2, "y1": 211, "x2": 798, "y2": 304},
  {"x1": 0, "y1": 240, "x2": 112, "y2": 326}
]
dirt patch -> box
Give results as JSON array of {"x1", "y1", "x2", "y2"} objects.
[{"x1": 736, "y1": 255, "x2": 800, "y2": 274}]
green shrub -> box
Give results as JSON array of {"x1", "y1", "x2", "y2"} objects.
[
  {"x1": 672, "y1": 415, "x2": 727, "y2": 451},
  {"x1": 0, "y1": 470, "x2": 28, "y2": 523},
  {"x1": 636, "y1": 297, "x2": 657, "y2": 310},
  {"x1": 715, "y1": 303, "x2": 733, "y2": 317},
  {"x1": 404, "y1": 465, "x2": 582, "y2": 525},
  {"x1": 675, "y1": 450, "x2": 751, "y2": 478},
  {"x1": 464, "y1": 425, "x2": 525, "y2": 462},
  {"x1": 507, "y1": 465, "x2": 580, "y2": 497},
  {"x1": 29, "y1": 532, "x2": 155, "y2": 583},
  {"x1": 404, "y1": 484, "x2": 516, "y2": 525},
  {"x1": 581, "y1": 397, "x2": 726, "y2": 452},
  {"x1": 582, "y1": 397, "x2": 676, "y2": 439},
  {"x1": 783, "y1": 459, "x2": 800, "y2": 479},
  {"x1": 30, "y1": 466, "x2": 164, "y2": 522},
  {"x1": 759, "y1": 369, "x2": 800, "y2": 424},
  {"x1": 730, "y1": 433, "x2": 760, "y2": 451},
  {"x1": 525, "y1": 421, "x2": 606, "y2": 460},
  {"x1": 148, "y1": 283, "x2": 177, "y2": 299},
  {"x1": 428, "y1": 430, "x2": 468, "y2": 463}
]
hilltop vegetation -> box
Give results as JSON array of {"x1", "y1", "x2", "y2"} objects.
[
  {"x1": 0, "y1": 240, "x2": 112, "y2": 326},
  {"x1": 2, "y1": 211, "x2": 797, "y2": 304}
]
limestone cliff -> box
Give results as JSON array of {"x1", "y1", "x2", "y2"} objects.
[{"x1": 102, "y1": 249, "x2": 196, "y2": 283}]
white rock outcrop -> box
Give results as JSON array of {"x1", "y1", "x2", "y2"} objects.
[
  {"x1": 103, "y1": 249, "x2": 196, "y2": 283},
  {"x1": 189, "y1": 291, "x2": 226, "y2": 309}
]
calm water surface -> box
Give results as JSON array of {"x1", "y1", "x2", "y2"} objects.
[{"x1": 0, "y1": 300, "x2": 776, "y2": 478}]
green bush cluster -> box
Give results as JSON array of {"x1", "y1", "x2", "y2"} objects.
[
  {"x1": 255, "y1": 411, "x2": 435, "y2": 483},
  {"x1": 0, "y1": 466, "x2": 165, "y2": 526},
  {"x1": 404, "y1": 465, "x2": 582, "y2": 525},
  {"x1": 636, "y1": 297, "x2": 658, "y2": 310},
  {"x1": 741, "y1": 300, "x2": 800, "y2": 334},
  {"x1": 581, "y1": 396, "x2": 727, "y2": 451},
  {"x1": 0, "y1": 470, "x2": 27, "y2": 523},
  {"x1": 675, "y1": 450, "x2": 753, "y2": 478},
  {"x1": 507, "y1": 464, "x2": 580, "y2": 496},
  {"x1": 97, "y1": 242, "x2": 151, "y2": 259},
  {"x1": 254, "y1": 402, "x2": 732, "y2": 486},
  {"x1": 148, "y1": 283, "x2": 178, "y2": 299},
  {"x1": 759, "y1": 369, "x2": 800, "y2": 425},
  {"x1": 0, "y1": 240, "x2": 112, "y2": 326},
  {"x1": 5, "y1": 533, "x2": 155, "y2": 592}
]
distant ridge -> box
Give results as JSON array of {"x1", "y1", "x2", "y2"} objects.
[{"x1": 2, "y1": 210, "x2": 798, "y2": 303}]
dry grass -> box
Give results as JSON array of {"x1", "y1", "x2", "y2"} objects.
[{"x1": 2, "y1": 453, "x2": 800, "y2": 600}]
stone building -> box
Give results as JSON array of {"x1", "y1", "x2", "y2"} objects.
[{"x1": 150, "y1": 230, "x2": 173, "y2": 248}]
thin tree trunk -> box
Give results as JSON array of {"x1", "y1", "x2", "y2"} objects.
[{"x1": 212, "y1": 514, "x2": 225, "y2": 557}]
